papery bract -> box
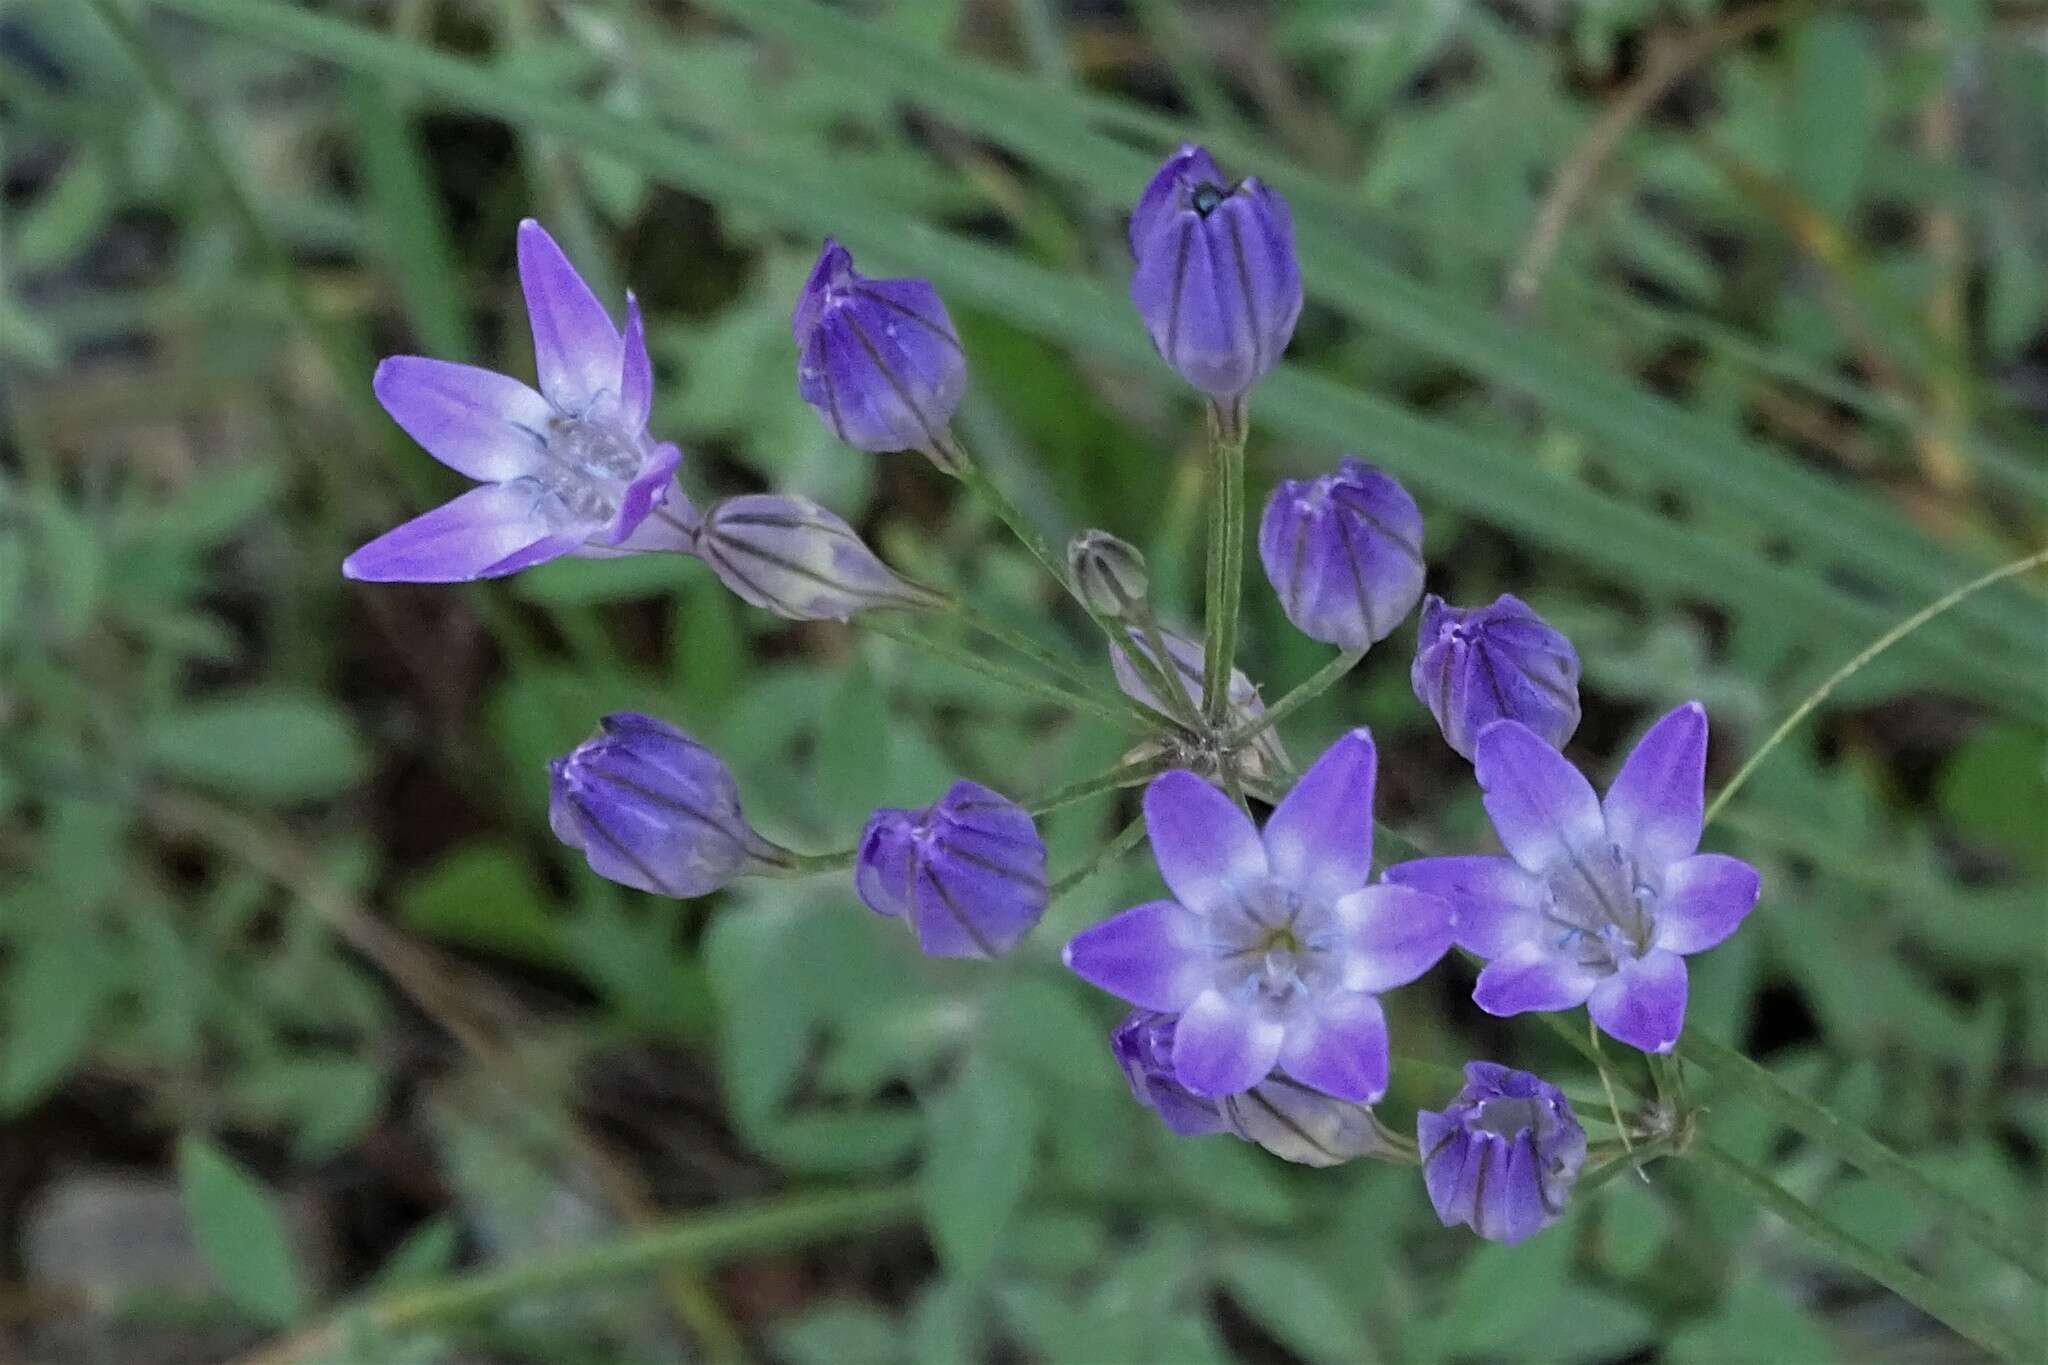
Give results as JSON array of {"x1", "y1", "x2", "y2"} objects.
[
  {"x1": 1065, "y1": 731, "x2": 1454, "y2": 1102},
  {"x1": 793, "y1": 238, "x2": 966, "y2": 456},
  {"x1": 1418, "y1": 1062, "x2": 1586, "y2": 1244},
  {"x1": 856, "y1": 780, "x2": 1048, "y2": 958},
  {"x1": 548, "y1": 712, "x2": 789, "y2": 898},
  {"x1": 1108, "y1": 626, "x2": 1289, "y2": 782},
  {"x1": 346, "y1": 220, "x2": 686, "y2": 583},
  {"x1": 1412, "y1": 593, "x2": 1581, "y2": 760},
  {"x1": 1386, "y1": 703, "x2": 1762, "y2": 1053},
  {"x1": 1259, "y1": 458, "x2": 1425, "y2": 650}
]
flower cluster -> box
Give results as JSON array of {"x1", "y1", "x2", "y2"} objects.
[{"x1": 345, "y1": 144, "x2": 1762, "y2": 1248}]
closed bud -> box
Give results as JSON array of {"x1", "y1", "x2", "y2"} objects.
[
  {"x1": 549, "y1": 712, "x2": 789, "y2": 898},
  {"x1": 1259, "y1": 458, "x2": 1425, "y2": 650},
  {"x1": 793, "y1": 238, "x2": 967, "y2": 458},
  {"x1": 855, "y1": 781, "x2": 1048, "y2": 959},
  {"x1": 1419, "y1": 1063, "x2": 1587, "y2": 1244},
  {"x1": 1411, "y1": 593, "x2": 1581, "y2": 760},
  {"x1": 1067, "y1": 530, "x2": 1150, "y2": 619},
  {"x1": 1128, "y1": 145, "x2": 1302, "y2": 401},
  {"x1": 693, "y1": 493, "x2": 940, "y2": 621}
]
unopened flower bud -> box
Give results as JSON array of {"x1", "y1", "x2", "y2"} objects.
[
  {"x1": 855, "y1": 781, "x2": 1047, "y2": 959},
  {"x1": 793, "y1": 238, "x2": 966, "y2": 458},
  {"x1": 549, "y1": 712, "x2": 789, "y2": 898},
  {"x1": 692, "y1": 493, "x2": 939, "y2": 621},
  {"x1": 1411, "y1": 593, "x2": 1581, "y2": 760},
  {"x1": 1259, "y1": 458, "x2": 1425, "y2": 650},
  {"x1": 1067, "y1": 530, "x2": 1150, "y2": 619},
  {"x1": 1418, "y1": 1063, "x2": 1587, "y2": 1244}
]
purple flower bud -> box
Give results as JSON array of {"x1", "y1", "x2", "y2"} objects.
[
  {"x1": 1112, "y1": 1010, "x2": 1228, "y2": 1137},
  {"x1": 1128, "y1": 145, "x2": 1302, "y2": 401},
  {"x1": 691, "y1": 493, "x2": 940, "y2": 621},
  {"x1": 1411, "y1": 594, "x2": 1582, "y2": 760},
  {"x1": 1259, "y1": 459, "x2": 1425, "y2": 650},
  {"x1": 793, "y1": 239, "x2": 967, "y2": 456},
  {"x1": 855, "y1": 781, "x2": 1047, "y2": 958},
  {"x1": 1418, "y1": 1062, "x2": 1586, "y2": 1244},
  {"x1": 1067, "y1": 530, "x2": 1150, "y2": 620},
  {"x1": 549, "y1": 713, "x2": 789, "y2": 898}
]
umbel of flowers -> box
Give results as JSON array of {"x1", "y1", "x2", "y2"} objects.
[{"x1": 343, "y1": 146, "x2": 1761, "y2": 1245}]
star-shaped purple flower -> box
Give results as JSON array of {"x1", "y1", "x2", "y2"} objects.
[
  {"x1": 1065, "y1": 731, "x2": 1455, "y2": 1102},
  {"x1": 1386, "y1": 702, "x2": 1761, "y2": 1053},
  {"x1": 344, "y1": 220, "x2": 685, "y2": 583}
]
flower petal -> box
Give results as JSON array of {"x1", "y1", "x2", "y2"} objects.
[
  {"x1": 372, "y1": 356, "x2": 550, "y2": 482},
  {"x1": 1171, "y1": 989, "x2": 1284, "y2": 1097},
  {"x1": 1142, "y1": 770, "x2": 1267, "y2": 918},
  {"x1": 342, "y1": 482, "x2": 581, "y2": 583},
  {"x1": 1263, "y1": 729, "x2": 1376, "y2": 901},
  {"x1": 1278, "y1": 991, "x2": 1388, "y2": 1102},
  {"x1": 1604, "y1": 702, "x2": 1708, "y2": 869},
  {"x1": 1474, "y1": 720, "x2": 1605, "y2": 873},
  {"x1": 1063, "y1": 900, "x2": 1206, "y2": 1011},
  {"x1": 1588, "y1": 950, "x2": 1688, "y2": 1053},
  {"x1": 517, "y1": 218, "x2": 622, "y2": 414},
  {"x1": 1472, "y1": 944, "x2": 1603, "y2": 1017},
  {"x1": 619, "y1": 293, "x2": 653, "y2": 432},
  {"x1": 604, "y1": 441, "x2": 683, "y2": 545},
  {"x1": 1655, "y1": 853, "x2": 1760, "y2": 954},
  {"x1": 1331, "y1": 884, "x2": 1454, "y2": 992},
  {"x1": 1382, "y1": 855, "x2": 1548, "y2": 959}
]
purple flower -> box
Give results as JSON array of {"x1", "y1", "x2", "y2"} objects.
[
  {"x1": 1419, "y1": 1063, "x2": 1586, "y2": 1245},
  {"x1": 691, "y1": 493, "x2": 939, "y2": 621},
  {"x1": 1259, "y1": 459, "x2": 1424, "y2": 650},
  {"x1": 856, "y1": 781, "x2": 1047, "y2": 958},
  {"x1": 1108, "y1": 627, "x2": 1290, "y2": 782},
  {"x1": 793, "y1": 239, "x2": 966, "y2": 456},
  {"x1": 549, "y1": 713, "x2": 789, "y2": 898},
  {"x1": 1386, "y1": 703, "x2": 1762, "y2": 1053},
  {"x1": 345, "y1": 220, "x2": 685, "y2": 583},
  {"x1": 1064, "y1": 731, "x2": 1455, "y2": 1102},
  {"x1": 1114, "y1": 1010, "x2": 1403, "y2": 1166},
  {"x1": 1412, "y1": 594, "x2": 1581, "y2": 761},
  {"x1": 1129, "y1": 145, "x2": 1303, "y2": 400}
]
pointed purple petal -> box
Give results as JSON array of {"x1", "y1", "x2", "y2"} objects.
[
  {"x1": 1062, "y1": 900, "x2": 1207, "y2": 1011},
  {"x1": 1474, "y1": 720, "x2": 1605, "y2": 873},
  {"x1": 1588, "y1": 950, "x2": 1688, "y2": 1053},
  {"x1": 1263, "y1": 729, "x2": 1377, "y2": 901},
  {"x1": 372, "y1": 357, "x2": 550, "y2": 482},
  {"x1": 1472, "y1": 945, "x2": 1603, "y2": 1017},
  {"x1": 1654, "y1": 853, "x2": 1760, "y2": 954},
  {"x1": 1382, "y1": 856, "x2": 1548, "y2": 959},
  {"x1": 1142, "y1": 770, "x2": 1267, "y2": 918},
  {"x1": 1278, "y1": 991, "x2": 1388, "y2": 1102},
  {"x1": 1331, "y1": 884, "x2": 1454, "y2": 992},
  {"x1": 517, "y1": 219, "x2": 622, "y2": 414},
  {"x1": 603, "y1": 441, "x2": 683, "y2": 545},
  {"x1": 1604, "y1": 703, "x2": 1708, "y2": 870},
  {"x1": 1171, "y1": 989, "x2": 1283, "y2": 1097},
  {"x1": 343, "y1": 482, "x2": 580, "y2": 583},
  {"x1": 620, "y1": 293, "x2": 653, "y2": 432}
]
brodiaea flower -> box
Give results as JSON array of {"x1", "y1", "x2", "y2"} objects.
[
  {"x1": 549, "y1": 713, "x2": 790, "y2": 897},
  {"x1": 793, "y1": 239, "x2": 967, "y2": 458},
  {"x1": 1065, "y1": 731, "x2": 1454, "y2": 1101},
  {"x1": 1411, "y1": 594, "x2": 1581, "y2": 760},
  {"x1": 1386, "y1": 703, "x2": 1762, "y2": 1053},
  {"x1": 345, "y1": 220, "x2": 684, "y2": 582},
  {"x1": 1128, "y1": 145, "x2": 1302, "y2": 401},
  {"x1": 856, "y1": 781, "x2": 1047, "y2": 958},
  {"x1": 1419, "y1": 1063, "x2": 1586, "y2": 1245},
  {"x1": 1259, "y1": 459, "x2": 1425, "y2": 651},
  {"x1": 692, "y1": 493, "x2": 939, "y2": 621}
]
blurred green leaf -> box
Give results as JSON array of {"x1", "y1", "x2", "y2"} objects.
[
  {"x1": 176, "y1": 1136, "x2": 309, "y2": 1326},
  {"x1": 922, "y1": 1055, "x2": 1039, "y2": 1280},
  {"x1": 143, "y1": 689, "x2": 367, "y2": 803},
  {"x1": 1219, "y1": 1243, "x2": 1377, "y2": 1364},
  {"x1": 399, "y1": 842, "x2": 566, "y2": 966}
]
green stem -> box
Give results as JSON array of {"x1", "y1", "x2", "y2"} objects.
[
  {"x1": 1200, "y1": 404, "x2": 1248, "y2": 729},
  {"x1": 1030, "y1": 757, "x2": 1169, "y2": 816},
  {"x1": 938, "y1": 597, "x2": 1138, "y2": 722},
  {"x1": 856, "y1": 613, "x2": 1145, "y2": 731},
  {"x1": 1690, "y1": 1140, "x2": 2027, "y2": 1363},
  {"x1": 1681, "y1": 1033, "x2": 2048, "y2": 1286},
  {"x1": 1704, "y1": 545, "x2": 2048, "y2": 827},
  {"x1": 1050, "y1": 813, "x2": 1150, "y2": 901},
  {"x1": 1225, "y1": 647, "x2": 1367, "y2": 747}
]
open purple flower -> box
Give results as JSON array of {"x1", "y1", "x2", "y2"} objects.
[
  {"x1": 549, "y1": 713, "x2": 790, "y2": 898},
  {"x1": 1412, "y1": 594, "x2": 1581, "y2": 760},
  {"x1": 1065, "y1": 731, "x2": 1454, "y2": 1102},
  {"x1": 1386, "y1": 703, "x2": 1761, "y2": 1053},
  {"x1": 1419, "y1": 1063, "x2": 1586, "y2": 1244},
  {"x1": 793, "y1": 239, "x2": 966, "y2": 457},
  {"x1": 345, "y1": 220, "x2": 684, "y2": 582},
  {"x1": 1129, "y1": 145, "x2": 1302, "y2": 401},
  {"x1": 856, "y1": 781, "x2": 1047, "y2": 958},
  {"x1": 1259, "y1": 459, "x2": 1425, "y2": 651}
]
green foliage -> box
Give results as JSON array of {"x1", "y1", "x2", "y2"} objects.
[{"x1": 176, "y1": 1136, "x2": 309, "y2": 1326}]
